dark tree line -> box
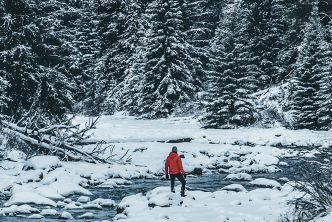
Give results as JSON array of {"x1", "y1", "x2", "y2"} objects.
[{"x1": 1, "y1": 0, "x2": 332, "y2": 130}]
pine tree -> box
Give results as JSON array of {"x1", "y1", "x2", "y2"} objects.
[
  {"x1": 315, "y1": 20, "x2": 332, "y2": 130},
  {"x1": 0, "y1": 0, "x2": 39, "y2": 118},
  {"x1": 287, "y1": 3, "x2": 329, "y2": 130},
  {"x1": 0, "y1": 0, "x2": 76, "y2": 119},
  {"x1": 204, "y1": 0, "x2": 255, "y2": 128},
  {"x1": 259, "y1": 0, "x2": 288, "y2": 85},
  {"x1": 93, "y1": 0, "x2": 147, "y2": 115},
  {"x1": 120, "y1": 0, "x2": 202, "y2": 118},
  {"x1": 184, "y1": 0, "x2": 217, "y2": 82}
]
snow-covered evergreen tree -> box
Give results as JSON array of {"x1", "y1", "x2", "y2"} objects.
[
  {"x1": 203, "y1": 0, "x2": 255, "y2": 128},
  {"x1": 93, "y1": 0, "x2": 147, "y2": 115},
  {"x1": 184, "y1": 0, "x2": 217, "y2": 81},
  {"x1": 119, "y1": 0, "x2": 202, "y2": 118},
  {"x1": 258, "y1": 0, "x2": 288, "y2": 85},
  {"x1": 0, "y1": 0, "x2": 39, "y2": 118},
  {"x1": 287, "y1": 3, "x2": 330, "y2": 130},
  {"x1": 0, "y1": 0, "x2": 76, "y2": 119},
  {"x1": 315, "y1": 20, "x2": 332, "y2": 130}
]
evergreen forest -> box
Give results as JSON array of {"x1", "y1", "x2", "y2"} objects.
[{"x1": 1, "y1": 0, "x2": 332, "y2": 130}]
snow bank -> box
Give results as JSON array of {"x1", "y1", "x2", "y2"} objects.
[{"x1": 72, "y1": 115, "x2": 332, "y2": 148}]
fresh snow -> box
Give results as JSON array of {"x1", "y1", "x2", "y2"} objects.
[{"x1": 1, "y1": 115, "x2": 332, "y2": 221}]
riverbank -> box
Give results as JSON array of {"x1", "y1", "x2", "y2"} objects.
[{"x1": 1, "y1": 115, "x2": 331, "y2": 221}]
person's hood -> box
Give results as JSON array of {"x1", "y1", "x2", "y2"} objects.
[{"x1": 169, "y1": 152, "x2": 178, "y2": 159}]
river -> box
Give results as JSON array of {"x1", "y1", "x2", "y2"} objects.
[{"x1": 0, "y1": 155, "x2": 304, "y2": 222}]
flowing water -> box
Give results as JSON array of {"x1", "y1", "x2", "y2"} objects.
[{"x1": 0, "y1": 156, "x2": 303, "y2": 221}]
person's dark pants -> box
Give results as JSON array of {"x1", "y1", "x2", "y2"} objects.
[{"x1": 170, "y1": 173, "x2": 186, "y2": 193}]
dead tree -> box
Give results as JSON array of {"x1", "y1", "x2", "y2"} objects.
[{"x1": 0, "y1": 113, "x2": 125, "y2": 164}]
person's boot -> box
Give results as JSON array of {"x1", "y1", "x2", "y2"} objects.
[
  {"x1": 181, "y1": 189, "x2": 185, "y2": 197},
  {"x1": 171, "y1": 188, "x2": 175, "y2": 193}
]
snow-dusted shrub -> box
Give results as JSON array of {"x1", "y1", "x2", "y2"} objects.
[{"x1": 284, "y1": 153, "x2": 332, "y2": 221}]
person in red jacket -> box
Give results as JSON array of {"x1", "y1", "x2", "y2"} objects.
[{"x1": 165, "y1": 146, "x2": 186, "y2": 196}]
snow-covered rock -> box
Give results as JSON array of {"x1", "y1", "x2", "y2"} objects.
[
  {"x1": 4, "y1": 192, "x2": 57, "y2": 207},
  {"x1": 148, "y1": 192, "x2": 183, "y2": 207},
  {"x1": 49, "y1": 181, "x2": 92, "y2": 196},
  {"x1": 60, "y1": 211, "x2": 74, "y2": 219},
  {"x1": 225, "y1": 173, "x2": 252, "y2": 181},
  {"x1": 81, "y1": 203, "x2": 102, "y2": 209},
  {"x1": 221, "y1": 184, "x2": 247, "y2": 192},
  {"x1": 96, "y1": 179, "x2": 117, "y2": 188},
  {"x1": 23, "y1": 156, "x2": 61, "y2": 170},
  {"x1": 14, "y1": 169, "x2": 43, "y2": 183},
  {"x1": 278, "y1": 161, "x2": 289, "y2": 167},
  {"x1": 117, "y1": 193, "x2": 149, "y2": 215},
  {"x1": 253, "y1": 154, "x2": 279, "y2": 166},
  {"x1": 0, "y1": 176, "x2": 15, "y2": 193},
  {"x1": 249, "y1": 178, "x2": 281, "y2": 188},
  {"x1": 0, "y1": 205, "x2": 18, "y2": 215},
  {"x1": 277, "y1": 177, "x2": 290, "y2": 182},
  {"x1": 64, "y1": 203, "x2": 83, "y2": 209},
  {"x1": 16, "y1": 204, "x2": 40, "y2": 214},
  {"x1": 40, "y1": 208, "x2": 59, "y2": 216},
  {"x1": 28, "y1": 214, "x2": 44, "y2": 219},
  {"x1": 77, "y1": 196, "x2": 90, "y2": 203},
  {"x1": 56, "y1": 201, "x2": 67, "y2": 207},
  {"x1": 91, "y1": 198, "x2": 116, "y2": 207}
]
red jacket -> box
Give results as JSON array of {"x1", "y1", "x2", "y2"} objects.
[{"x1": 165, "y1": 152, "x2": 185, "y2": 175}]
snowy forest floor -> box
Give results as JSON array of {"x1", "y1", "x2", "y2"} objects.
[{"x1": 1, "y1": 114, "x2": 332, "y2": 221}]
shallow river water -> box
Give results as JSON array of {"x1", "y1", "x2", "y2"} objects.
[{"x1": 0, "y1": 156, "x2": 302, "y2": 221}]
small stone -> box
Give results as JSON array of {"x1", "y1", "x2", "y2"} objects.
[{"x1": 192, "y1": 168, "x2": 203, "y2": 175}]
